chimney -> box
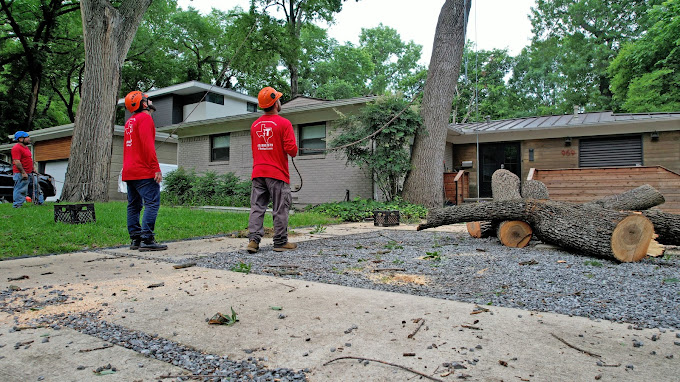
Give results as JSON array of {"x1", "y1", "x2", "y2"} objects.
[{"x1": 573, "y1": 105, "x2": 580, "y2": 117}]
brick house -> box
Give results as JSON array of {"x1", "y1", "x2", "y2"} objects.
[
  {"x1": 445, "y1": 110, "x2": 680, "y2": 213},
  {"x1": 156, "y1": 94, "x2": 378, "y2": 206}
]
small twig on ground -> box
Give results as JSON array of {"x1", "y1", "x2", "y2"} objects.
[
  {"x1": 277, "y1": 282, "x2": 297, "y2": 292},
  {"x1": 7, "y1": 275, "x2": 29, "y2": 281},
  {"x1": 158, "y1": 375, "x2": 234, "y2": 380},
  {"x1": 461, "y1": 325, "x2": 482, "y2": 330},
  {"x1": 323, "y1": 356, "x2": 443, "y2": 382},
  {"x1": 14, "y1": 325, "x2": 47, "y2": 331},
  {"x1": 374, "y1": 268, "x2": 406, "y2": 272},
  {"x1": 408, "y1": 319, "x2": 425, "y2": 339},
  {"x1": 551, "y1": 333, "x2": 600, "y2": 357},
  {"x1": 173, "y1": 262, "x2": 196, "y2": 269},
  {"x1": 79, "y1": 344, "x2": 113, "y2": 353},
  {"x1": 265, "y1": 264, "x2": 299, "y2": 268},
  {"x1": 470, "y1": 305, "x2": 490, "y2": 315},
  {"x1": 147, "y1": 282, "x2": 165, "y2": 288}
]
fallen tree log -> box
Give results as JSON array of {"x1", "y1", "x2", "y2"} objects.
[
  {"x1": 466, "y1": 221, "x2": 495, "y2": 238},
  {"x1": 418, "y1": 200, "x2": 660, "y2": 262},
  {"x1": 497, "y1": 220, "x2": 532, "y2": 248},
  {"x1": 584, "y1": 184, "x2": 665, "y2": 211},
  {"x1": 641, "y1": 210, "x2": 680, "y2": 246}
]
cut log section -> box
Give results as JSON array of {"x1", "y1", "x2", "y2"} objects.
[
  {"x1": 466, "y1": 221, "x2": 495, "y2": 238},
  {"x1": 521, "y1": 179, "x2": 549, "y2": 200},
  {"x1": 418, "y1": 200, "x2": 661, "y2": 262},
  {"x1": 491, "y1": 169, "x2": 522, "y2": 201},
  {"x1": 496, "y1": 221, "x2": 532, "y2": 248},
  {"x1": 584, "y1": 184, "x2": 665, "y2": 211}
]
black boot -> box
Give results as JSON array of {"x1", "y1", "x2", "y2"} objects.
[
  {"x1": 130, "y1": 237, "x2": 142, "y2": 250},
  {"x1": 139, "y1": 238, "x2": 168, "y2": 252}
]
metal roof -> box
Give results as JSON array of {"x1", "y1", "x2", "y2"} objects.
[{"x1": 449, "y1": 111, "x2": 680, "y2": 135}]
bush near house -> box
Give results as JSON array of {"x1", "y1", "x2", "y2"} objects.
[
  {"x1": 162, "y1": 168, "x2": 251, "y2": 207},
  {"x1": 305, "y1": 197, "x2": 427, "y2": 223}
]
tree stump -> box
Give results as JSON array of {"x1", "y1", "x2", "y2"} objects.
[
  {"x1": 496, "y1": 221, "x2": 532, "y2": 248},
  {"x1": 466, "y1": 221, "x2": 495, "y2": 238},
  {"x1": 418, "y1": 200, "x2": 660, "y2": 262}
]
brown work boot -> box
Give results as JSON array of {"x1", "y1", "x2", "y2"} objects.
[
  {"x1": 273, "y1": 242, "x2": 297, "y2": 252},
  {"x1": 247, "y1": 240, "x2": 259, "y2": 253}
]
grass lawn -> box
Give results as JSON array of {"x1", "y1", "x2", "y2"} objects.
[{"x1": 0, "y1": 201, "x2": 338, "y2": 259}]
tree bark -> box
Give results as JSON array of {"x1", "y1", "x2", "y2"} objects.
[
  {"x1": 418, "y1": 200, "x2": 658, "y2": 262},
  {"x1": 583, "y1": 184, "x2": 665, "y2": 211},
  {"x1": 521, "y1": 179, "x2": 550, "y2": 200},
  {"x1": 492, "y1": 169, "x2": 521, "y2": 201},
  {"x1": 60, "y1": 0, "x2": 151, "y2": 202},
  {"x1": 641, "y1": 210, "x2": 680, "y2": 246},
  {"x1": 402, "y1": 0, "x2": 471, "y2": 208}
]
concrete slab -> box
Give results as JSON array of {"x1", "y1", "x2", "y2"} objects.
[{"x1": 1, "y1": 224, "x2": 677, "y2": 382}]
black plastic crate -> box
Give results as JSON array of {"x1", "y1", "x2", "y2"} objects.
[
  {"x1": 54, "y1": 204, "x2": 96, "y2": 224},
  {"x1": 373, "y1": 210, "x2": 400, "y2": 227}
]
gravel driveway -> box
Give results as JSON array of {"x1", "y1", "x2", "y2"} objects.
[{"x1": 195, "y1": 229, "x2": 680, "y2": 330}]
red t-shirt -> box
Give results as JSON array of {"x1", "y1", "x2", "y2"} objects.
[
  {"x1": 122, "y1": 112, "x2": 160, "y2": 181},
  {"x1": 251, "y1": 114, "x2": 298, "y2": 183},
  {"x1": 11, "y1": 144, "x2": 33, "y2": 174}
]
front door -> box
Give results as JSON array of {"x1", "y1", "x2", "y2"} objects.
[{"x1": 479, "y1": 142, "x2": 521, "y2": 198}]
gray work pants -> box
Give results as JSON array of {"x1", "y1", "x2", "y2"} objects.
[{"x1": 248, "y1": 177, "x2": 291, "y2": 246}]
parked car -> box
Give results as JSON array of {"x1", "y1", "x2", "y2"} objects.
[{"x1": 0, "y1": 159, "x2": 56, "y2": 202}]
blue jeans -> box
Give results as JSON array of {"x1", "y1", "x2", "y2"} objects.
[
  {"x1": 13, "y1": 173, "x2": 44, "y2": 208},
  {"x1": 126, "y1": 178, "x2": 161, "y2": 241}
]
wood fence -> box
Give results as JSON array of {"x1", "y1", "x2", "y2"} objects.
[
  {"x1": 529, "y1": 166, "x2": 680, "y2": 214},
  {"x1": 444, "y1": 171, "x2": 469, "y2": 205}
]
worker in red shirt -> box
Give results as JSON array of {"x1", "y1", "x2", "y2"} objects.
[
  {"x1": 122, "y1": 91, "x2": 167, "y2": 251},
  {"x1": 11, "y1": 131, "x2": 44, "y2": 208},
  {"x1": 247, "y1": 87, "x2": 298, "y2": 253}
]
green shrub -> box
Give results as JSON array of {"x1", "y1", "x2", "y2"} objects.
[
  {"x1": 305, "y1": 197, "x2": 427, "y2": 222},
  {"x1": 162, "y1": 168, "x2": 251, "y2": 207}
]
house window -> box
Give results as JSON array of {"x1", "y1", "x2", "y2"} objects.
[
  {"x1": 299, "y1": 122, "x2": 326, "y2": 156},
  {"x1": 211, "y1": 133, "x2": 230, "y2": 162},
  {"x1": 206, "y1": 92, "x2": 224, "y2": 105},
  {"x1": 247, "y1": 102, "x2": 257, "y2": 112}
]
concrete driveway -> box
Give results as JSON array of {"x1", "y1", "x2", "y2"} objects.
[{"x1": 1, "y1": 223, "x2": 677, "y2": 381}]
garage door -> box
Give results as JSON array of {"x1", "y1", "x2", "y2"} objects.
[
  {"x1": 579, "y1": 135, "x2": 643, "y2": 168},
  {"x1": 44, "y1": 160, "x2": 68, "y2": 201}
]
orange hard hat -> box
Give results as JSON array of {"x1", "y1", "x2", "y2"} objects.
[
  {"x1": 258, "y1": 87, "x2": 282, "y2": 109},
  {"x1": 124, "y1": 91, "x2": 149, "y2": 113}
]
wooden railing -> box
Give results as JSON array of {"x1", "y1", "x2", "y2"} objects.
[
  {"x1": 529, "y1": 166, "x2": 680, "y2": 214},
  {"x1": 444, "y1": 171, "x2": 469, "y2": 205}
]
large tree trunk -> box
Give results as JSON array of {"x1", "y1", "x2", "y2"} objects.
[
  {"x1": 418, "y1": 200, "x2": 659, "y2": 262},
  {"x1": 402, "y1": 0, "x2": 471, "y2": 208},
  {"x1": 60, "y1": 0, "x2": 151, "y2": 202}
]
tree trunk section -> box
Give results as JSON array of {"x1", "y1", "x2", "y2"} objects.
[
  {"x1": 418, "y1": 200, "x2": 658, "y2": 262},
  {"x1": 466, "y1": 221, "x2": 495, "y2": 238},
  {"x1": 521, "y1": 179, "x2": 549, "y2": 200},
  {"x1": 492, "y1": 169, "x2": 521, "y2": 201},
  {"x1": 641, "y1": 210, "x2": 680, "y2": 246},
  {"x1": 60, "y1": 0, "x2": 151, "y2": 202},
  {"x1": 402, "y1": 0, "x2": 471, "y2": 209},
  {"x1": 497, "y1": 221, "x2": 532, "y2": 248},
  {"x1": 584, "y1": 184, "x2": 665, "y2": 211}
]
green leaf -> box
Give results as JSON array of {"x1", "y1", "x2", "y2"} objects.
[{"x1": 271, "y1": 306, "x2": 283, "y2": 310}]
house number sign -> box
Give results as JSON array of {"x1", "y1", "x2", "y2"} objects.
[{"x1": 561, "y1": 149, "x2": 576, "y2": 156}]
